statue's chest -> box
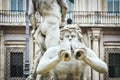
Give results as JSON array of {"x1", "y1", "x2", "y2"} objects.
[{"x1": 55, "y1": 59, "x2": 86, "y2": 74}]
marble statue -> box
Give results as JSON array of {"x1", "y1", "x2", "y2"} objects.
[
  {"x1": 36, "y1": 24, "x2": 108, "y2": 80},
  {"x1": 27, "y1": 0, "x2": 108, "y2": 80},
  {"x1": 27, "y1": 0, "x2": 67, "y2": 80}
]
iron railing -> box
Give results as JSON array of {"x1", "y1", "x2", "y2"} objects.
[{"x1": 0, "y1": 10, "x2": 120, "y2": 25}]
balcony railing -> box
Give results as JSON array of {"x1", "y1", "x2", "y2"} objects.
[
  {"x1": 67, "y1": 11, "x2": 120, "y2": 25},
  {"x1": 0, "y1": 10, "x2": 26, "y2": 24},
  {"x1": 0, "y1": 10, "x2": 120, "y2": 25}
]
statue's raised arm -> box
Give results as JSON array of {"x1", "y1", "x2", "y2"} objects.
[{"x1": 57, "y1": 0, "x2": 67, "y2": 23}]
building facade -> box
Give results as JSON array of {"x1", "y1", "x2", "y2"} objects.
[{"x1": 0, "y1": 0, "x2": 120, "y2": 80}]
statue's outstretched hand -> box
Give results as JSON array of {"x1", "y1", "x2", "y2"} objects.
[
  {"x1": 58, "y1": 42, "x2": 71, "y2": 61},
  {"x1": 58, "y1": 50, "x2": 71, "y2": 62}
]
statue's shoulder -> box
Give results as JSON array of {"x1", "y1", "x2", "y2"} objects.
[{"x1": 43, "y1": 46, "x2": 59, "y2": 58}]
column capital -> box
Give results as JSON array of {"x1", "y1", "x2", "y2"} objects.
[
  {"x1": 0, "y1": 30, "x2": 4, "y2": 36},
  {"x1": 91, "y1": 28, "x2": 102, "y2": 39}
]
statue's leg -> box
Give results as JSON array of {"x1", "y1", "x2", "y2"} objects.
[
  {"x1": 34, "y1": 25, "x2": 46, "y2": 53},
  {"x1": 27, "y1": 26, "x2": 46, "y2": 80},
  {"x1": 26, "y1": 50, "x2": 42, "y2": 80},
  {"x1": 33, "y1": 50, "x2": 42, "y2": 74},
  {"x1": 36, "y1": 74, "x2": 42, "y2": 80},
  {"x1": 30, "y1": 14, "x2": 37, "y2": 34},
  {"x1": 28, "y1": 0, "x2": 37, "y2": 34},
  {"x1": 43, "y1": 17, "x2": 60, "y2": 48},
  {"x1": 45, "y1": 28, "x2": 60, "y2": 48}
]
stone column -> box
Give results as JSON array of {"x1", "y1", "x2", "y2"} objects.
[
  {"x1": 82, "y1": 0, "x2": 88, "y2": 11},
  {"x1": 74, "y1": 0, "x2": 79, "y2": 11},
  {"x1": 0, "y1": 0, "x2": 2, "y2": 10},
  {"x1": 91, "y1": 28, "x2": 102, "y2": 80},
  {"x1": 87, "y1": 30, "x2": 92, "y2": 80},
  {"x1": 88, "y1": 30, "x2": 92, "y2": 49},
  {"x1": 0, "y1": 30, "x2": 4, "y2": 80},
  {"x1": 99, "y1": 31, "x2": 104, "y2": 80},
  {"x1": 98, "y1": 0, "x2": 102, "y2": 11},
  {"x1": 91, "y1": 0, "x2": 98, "y2": 11}
]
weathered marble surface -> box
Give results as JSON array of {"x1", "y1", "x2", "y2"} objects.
[{"x1": 26, "y1": 0, "x2": 108, "y2": 80}]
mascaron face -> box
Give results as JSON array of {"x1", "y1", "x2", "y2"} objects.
[{"x1": 63, "y1": 31, "x2": 78, "y2": 42}]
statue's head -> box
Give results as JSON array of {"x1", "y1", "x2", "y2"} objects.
[
  {"x1": 59, "y1": 24, "x2": 86, "y2": 61},
  {"x1": 60, "y1": 24, "x2": 83, "y2": 43}
]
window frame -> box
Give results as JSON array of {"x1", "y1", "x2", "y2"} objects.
[
  {"x1": 10, "y1": 0, "x2": 23, "y2": 12},
  {"x1": 10, "y1": 52, "x2": 24, "y2": 77},
  {"x1": 108, "y1": 53, "x2": 120, "y2": 78},
  {"x1": 104, "y1": 48, "x2": 120, "y2": 80},
  {"x1": 107, "y1": 0, "x2": 120, "y2": 15}
]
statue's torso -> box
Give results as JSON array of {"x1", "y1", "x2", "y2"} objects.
[{"x1": 34, "y1": 0, "x2": 61, "y2": 17}]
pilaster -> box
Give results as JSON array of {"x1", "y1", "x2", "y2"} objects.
[
  {"x1": 74, "y1": 0, "x2": 79, "y2": 11},
  {"x1": 0, "y1": 0, "x2": 2, "y2": 10},
  {"x1": 87, "y1": 30, "x2": 92, "y2": 80},
  {"x1": 91, "y1": 28, "x2": 102, "y2": 80},
  {"x1": 0, "y1": 30, "x2": 4, "y2": 80},
  {"x1": 99, "y1": 31, "x2": 105, "y2": 80},
  {"x1": 87, "y1": 30, "x2": 92, "y2": 49}
]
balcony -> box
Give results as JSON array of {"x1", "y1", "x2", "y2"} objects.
[
  {"x1": 0, "y1": 10, "x2": 120, "y2": 26},
  {"x1": 68, "y1": 11, "x2": 120, "y2": 26},
  {"x1": 0, "y1": 10, "x2": 26, "y2": 26}
]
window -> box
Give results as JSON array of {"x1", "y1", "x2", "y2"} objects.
[
  {"x1": 66, "y1": 0, "x2": 74, "y2": 11},
  {"x1": 11, "y1": 0, "x2": 23, "y2": 12},
  {"x1": 66, "y1": 0, "x2": 74, "y2": 19},
  {"x1": 108, "y1": 53, "x2": 120, "y2": 78},
  {"x1": 10, "y1": 52, "x2": 23, "y2": 77},
  {"x1": 107, "y1": 0, "x2": 120, "y2": 13}
]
